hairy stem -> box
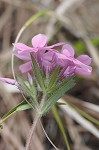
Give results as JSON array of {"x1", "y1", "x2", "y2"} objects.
[
  {"x1": 39, "y1": 92, "x2": 46, "y2": 108},
  {"x1": 25, "y1": 93, "x2": 46, "y2": 150},
  {"x1": 25, "y1": 113, "x2": 40, "y2": 150}
]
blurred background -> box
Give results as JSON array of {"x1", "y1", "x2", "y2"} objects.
[{"x1": 0, "y1": 0, "x2": 99, "y2": 150}]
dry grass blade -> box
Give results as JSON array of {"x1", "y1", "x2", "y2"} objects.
[{"x1": 59, "y1": 98, "x2": 99, "y2": 138}]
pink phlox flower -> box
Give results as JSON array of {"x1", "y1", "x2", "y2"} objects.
[
  {"x1": 37, "y1": 51, "x2": 56, "y2": 72},
  {"x1": 14, "y1": 34, "x2": 64, "y2": 55},
  {"x1": 56, "y1": 44, "x2": 92, "y2": 75},
  {"x1": 13, "y1": 34, "x2": 64, "y2": 73}
]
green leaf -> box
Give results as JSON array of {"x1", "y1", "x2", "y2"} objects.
[
  {"x1": 0, "y1": 101, "x2": 32, "y2": 125},
  {"x1": 31, "y1": 54, "x2": 46, "y2": 91},
  {"x1": 47, "y1": 67, "x2": 60, "y2": 91},
  {"x1": 27, "y1": 75, "x2": 37, "y2": 100},
  {"x1": 52, "y1": 106, "x2": 70, "y2": 150},
  {"x1": 17, "y1": 77, "x2": 37, "y2": 107},
  {"x1": 48, "y1": 76, "x2": 73, "y2": 94},
  {"x1": 40, "y1": 77, "x2": 76, "y2": 114}
]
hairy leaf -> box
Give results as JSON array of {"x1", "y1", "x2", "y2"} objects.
[
  {"x1": 40, "y1": 77, "x2": 76, "y2": 114},
  {"x1": 31, "y1": 54, "x2": 46, "y2": 91},
  {"x1": 17, "y1": 77, "x2": 37, "y2": 107},
  {"x1": 47, "y1": 67, "x2": 60, "y2": 91}
]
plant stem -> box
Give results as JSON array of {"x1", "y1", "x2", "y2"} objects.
[
  {"x1": 39, "y1": 92, "x2": 46, "y2": 108},
  {"x1": 25, "y1": 93, "x2": 46, "y2": 150},
  {"x1": 25, "y1": 113, "x2": 40, "y2": 150}
]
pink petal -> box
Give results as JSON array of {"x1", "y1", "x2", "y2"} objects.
[
  {"x1": 73, "y1": 59, "x2": 92, "y2": 73},
  {"x1": 64, "y1": 66, "x2": 75, "y2": 77},
  {"x1": 77, "y1": 55, "x2": 92, "y2": 65},
  {"x1": 32, "y1": 34, "x2": 47, "y2": 48},
  {"x1": 43, "y1": 51, "x2": 54, "y2": 61},
  {"x1": 55, "y1": 52, "x2": 67, "y2": 59},
  {"x1": 45, "y1": 42, "x2": 64, "y2": 49},
  {"x1": 19, "y1": 61, "x2": 32, "y2": 73},
  {"x1": 42, "y1": 60, "x2": 52, "y2": 68},
  {"x1": 75, "y1": 66, "x2": 92, "y2": 75},
  {"x1": 0, "y1": 78, "x2": 18, "y2": 86},
  {"x1": 13, "y1": 43, "x2": 33, "y2": 51},
  {"x1": 62, "y1": 44, "x2": 75, "y2": 57},
  {"x1": 14, "y1": 50, "x2": 30, "y2": 60}
]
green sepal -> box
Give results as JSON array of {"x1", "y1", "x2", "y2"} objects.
[
  {"x1": 40, "y1": 77, "x2": 76, "y2": 114},
  {"x1": 31, "y1": 54, "x2": 46, "y2": 91},
  {"x1": 0, "y1": 101, "x2": 32, "y2": 125}
]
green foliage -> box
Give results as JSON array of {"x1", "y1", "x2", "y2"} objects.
[
  {"x1": 74, "y1": 40, "x2": 85, "y2": 54},
  {"x1": 0, "y1": 101, "x2": 31, "y2": 126},
  {"x1": 31, "y1": 54, "x2": 46, "y2": 92},
  {"x1": 40, "y1": 77, "x2": 76, "y2": 114},
  {"x1": 52, "y1": 106, "x2": 70, "y2": 150},
  {"x1": 27, "y1": 75, "x2": 37, "y2": 100},
  {"x1": 74, "y1": 37, "x2": 99, "y2": 54},
  {"x1": 47, "y1": 67, "x2": 60, "y2": 91},
  {"x1": 17, "y1": 77, "x2": 37, "y2": 107}
]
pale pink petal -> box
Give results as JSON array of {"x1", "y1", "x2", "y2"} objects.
[
  {"x1": 19, "y1": 61, "x2": 32, "y2": 73},
  {"x1": 13, "y1": 43, "x2": 33, "y2": 51},
  {"x1": 45, "y1": 42, "x2": 64, "y2": 49},
  {"x1": 14, "y1": 50, "x2": 30, "y2": 60},
  {"x1": 75, "y1": 66, "x2": 92, "y2": 75},
  {"x1": 42, "y1": 60, "x2": 52, "y2": 68},
  {"x1": 64, "y1": 66, "x2": 75, "y2": 77},
  {"x1": 73, "y1": 59, "x2": 92, "y2": 72},
  {"x1": 32, "y1": 34, "x2": 47, "y2": 48},
  {"x1": 0, "y1": 78, "x2": 18, "y2": 86},
  {"x1": 77, "y1": 55, "x2": 92, "y2": 65},
  {"x1": 55, "y1": 52, "x2": 67, "y2": 59},
  {"x1": 43, "y1": 51, "x2": 54, "y2": 61},
  {"x1": 62, "y1": 44, "x2": 75, "y2": 57}
]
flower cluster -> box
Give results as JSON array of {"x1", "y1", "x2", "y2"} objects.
[{"x1": 14, "y1": 34, "x2": 92, "y2": 77}]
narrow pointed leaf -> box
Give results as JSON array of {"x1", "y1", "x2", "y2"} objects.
[
  {"x1": 27, "y1": 75, "x2": 37, "y2": 99},
  {"x1": 0, "y1": 101, "x2": 32, "y2": 125},
  {"x1": 48, "y1": 76, "x2": 74, "y2": 94},
  {"x1": 31, "y1": 54, "x2": 46, "y2": 91},
  {"x1": 47, "y1": 67, "x2": 60, "y2": 91},
  {"x1": 17, "y1": 77, "x2": 37, "y2": 107},
  {"x1": 40, "y1": 77, "x2": 76, "y2": 114},
  {"x1": 52, "y1": 106, "x2": 70, "y2": 150}
]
